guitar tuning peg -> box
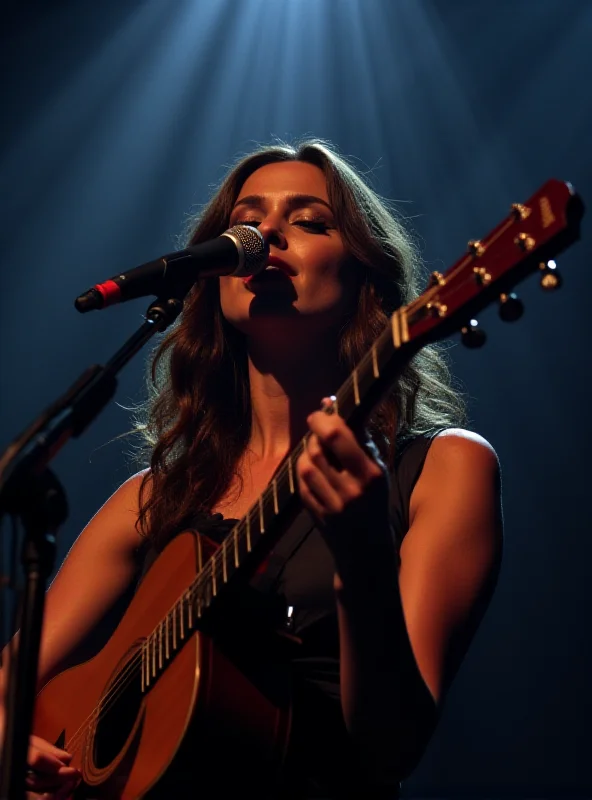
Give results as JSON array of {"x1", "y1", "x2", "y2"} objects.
[
  {"x1": 539, "y1": 259, "x2": 562, "y2": 291},
  {"x1": 460, "y1": 320, "x2": 487, "y2": 349},
  {"x1": 498, "y1": 292, "x2": 524, "y2": 322}
]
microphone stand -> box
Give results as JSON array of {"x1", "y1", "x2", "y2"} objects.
[{"x1": 0, "y1": 294, "x2": 185, "y2": 800}]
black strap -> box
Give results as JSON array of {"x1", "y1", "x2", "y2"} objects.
[{"x1": 249, "y1": 507, "x2": 316, "y2": 593}]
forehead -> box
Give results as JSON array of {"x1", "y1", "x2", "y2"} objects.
[{"x1": 236, "y1": 161, "x2": 329, "y2": 202}]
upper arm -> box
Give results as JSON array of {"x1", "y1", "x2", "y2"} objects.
[
  {"x1": 1, "y1": 470, "x2": 148, "y2": 694},
  {"x1": 398, "y1": 429, "x2": 503, "y2": 702}
]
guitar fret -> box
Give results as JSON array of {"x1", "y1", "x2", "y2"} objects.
[
  {"x1": 186, "y1": 590, "x2": 193, "y2": 630},
  {"x1": 221, "y1": 540, "x2": 228, "y2": 583},
  {"x1": 272, "y1": 478, "x2": 279, "y2": 514},
  {"x1": 158, "y1": 622, "x2": 163, "y2": 669},
  {"x1": 371, "y1": 343, "x2": 379, "y2": 377},
  {"x1": 151, "y1": 632, "x2": 156, "y2": 678},
  {"x1": 211, "y1": 557, "x2": 217, "y2": 596},
  {"x1": 246, "y1": 513, "x2": 252, "y2": 552},
  {"x1": 391, "y1": 310, "x2": 401, "y2": 349},
  {"x1": 352, "y1": 368, "x2": 360, "y2": 406},
  {"x1": 233, "y1": 527, "x2": 239, "y2": 567},
  {"x1": 141, "y1": 642, "x2": 146, "y2": 692},
  {"x1": 180, "y1": 599, "x2": 185, "y2": 640},
  {"x1": 288, "y1": 456, "x2": 295, "y2": 494},
  {"x1": 259, "y1": 495, "x2": 265, "y2": 533},
  {"x1": 172, "y1": 605, "x2": 177, "y2": 650},
  {"x1": 165, "y1": 614, "x2": 169, "y2": 660},
  {"x1": 400, "y1": 308, "x2": 409, "y2": 343}
]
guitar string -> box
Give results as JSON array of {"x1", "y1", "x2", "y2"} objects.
[
  {"x1": 61, "y1": 305, "x2": 425, "y2": 756},
  {"x1": 62, "y1": 297, "x2": 449, "y2": 757},
  {"x1": 62, "y1": 552, "x2": 226, "y2": 756},
  {"x1": 61, "y1": 369, "x2": 382, "y2": 755}
]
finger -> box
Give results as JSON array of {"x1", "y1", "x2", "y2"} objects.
[
  {"x1": 29, "y1": 737, "x2": 72, "y2": 769},
  {"x1": 30, "y1": 735, "x2": 72, "y2": 760},
  {"x1": 298, "y1": 477, "x2": 331, "y2": 522},
  {"x1": 298, "y1": 449, "x2": 345, "y2": 515},
  {"x1": 28, "y1": 750, "x2": 71, "y2": 774},
  {"x1": 307, "y1": 412, "x2": 382, "y2": 481},
  {"x1": 320, "y1": 395, "x2": 337, "y2": 414},
  {"x1": 309, "y1": 403, "x2": 345, "y2": 474},
  {"x1": 299, "y1": 453, "x2": 368, "y2": 520},
  {"x1": 305, "y1": 433, "x2": 344, "y2": 487},
  {"x1": 26, "y1": 766, "x2": 80, "y2": 792},
  {"x1": 305, "y1": 434, "x2": 369, "y2": 504}
]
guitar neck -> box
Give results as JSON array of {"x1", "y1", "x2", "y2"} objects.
[
  {"x1": 149, "y1": 178, "x2": 584, "y2": 662},
  {"x1": 147, "y1": 307, "x2": 416, "y2": 660}
]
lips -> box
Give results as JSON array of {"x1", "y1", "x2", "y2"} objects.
[
  {"x1": 242, "y1": 255, "x2": 296, "y2": 284},
  {"x1": 265, "y1": 256, "x2": 296, "y2": 276}
]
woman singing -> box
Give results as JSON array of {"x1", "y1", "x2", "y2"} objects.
[{"x1": 0, "y1": 139, "x2": 502, "y2": 799}]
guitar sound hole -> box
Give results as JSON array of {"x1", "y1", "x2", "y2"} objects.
[{"x1": 92, "y1": 655, "x2": 143, "y2": 770}]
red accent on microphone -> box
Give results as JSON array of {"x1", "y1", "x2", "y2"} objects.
[{"x1": 94, "y1": 280, "x2": 122, "y2": 308}]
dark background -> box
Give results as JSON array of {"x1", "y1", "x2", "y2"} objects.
[{"x1": 1, "y1": 1, "x2": 590, "y2": 797}]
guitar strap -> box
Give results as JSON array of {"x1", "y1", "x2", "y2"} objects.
[
  {"x1": 250, "y1": 427, "x2": 447, "y2": 595},
  {"x1": 249, "y1": 507, "x2": 316, "y2": 594}
]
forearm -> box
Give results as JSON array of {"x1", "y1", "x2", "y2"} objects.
[{"x1": 333, "y1": 530, "x2": 437, "y2": 775}]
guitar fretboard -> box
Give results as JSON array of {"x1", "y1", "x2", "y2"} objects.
[{"x1": 140, "y1": 307, "x2": 416, "y2": 690}]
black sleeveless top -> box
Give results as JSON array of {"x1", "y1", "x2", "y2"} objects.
[{"x1": 139, "y1": 433, "x2": 440, "y2": 798}]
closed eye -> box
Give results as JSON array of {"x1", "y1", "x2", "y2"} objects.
[
  {"x1": 295, "y1": 220, "x2": 331, "y2": 233},
  {"x1": 233, "y1": 218, "x2": 331, "y2": 233}
]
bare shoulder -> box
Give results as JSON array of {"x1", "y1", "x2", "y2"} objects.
[
  {"x1": 51, "y1": 465, "x2": 151, "y2": 589},
  {"x1": 431, "y1": 427, "x2": 498, "y2": 462},
  {"x1": 91, "y1": 467, "x2": 150, "y2": 523},
  {"x1": 423, "y1": 427, "x2": 499, "y2": 487},
  {"x1": 408, "y1": 427, "x2": 501, "y2": 530}
]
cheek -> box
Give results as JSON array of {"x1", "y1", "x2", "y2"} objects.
[
  {"x1": 218, "y1": 281, "x2": 240, "y2": 326},
  {"x1": 326, "y1": 257, "x2": 360, "y2": 306},
  {"x1": 299, "y1": 262, "x2": 358, "y2": 318},
  {"x1": 218, "y1": 277, "x2": 243, "y2": 314}
]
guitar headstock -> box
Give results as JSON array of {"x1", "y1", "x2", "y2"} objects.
[{"x1": 402, "y1": 179, "x2": 584, "y2": 349}]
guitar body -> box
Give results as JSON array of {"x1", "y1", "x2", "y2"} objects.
[{"x1": 33, "y1": 532, "x2": 292, "y2": 798}]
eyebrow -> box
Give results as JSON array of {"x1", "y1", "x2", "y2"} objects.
[{"x1": 231, "y1": 193, "x2": 333, "y2": 214}]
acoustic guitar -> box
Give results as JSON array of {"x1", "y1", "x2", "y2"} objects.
[{"x1": 32, "y1": 179, "x2": 584, "y2": 798}]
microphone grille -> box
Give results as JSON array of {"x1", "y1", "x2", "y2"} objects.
[{"x1": 224, "y1": 225, "x2": 268, "y2": 276}]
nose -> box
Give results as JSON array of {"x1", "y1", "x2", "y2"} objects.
[{"x1": 257, "y1": 215, "x2": 288, "y2": 250}]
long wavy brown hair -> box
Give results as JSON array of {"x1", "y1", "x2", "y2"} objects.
[{"x1": 137, "y1": 139, "x2": 466, "y2": 551}]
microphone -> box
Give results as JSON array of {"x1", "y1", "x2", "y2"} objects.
[{"x1": 74, "y1": 225, "x2": 268, "y2": 312}]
